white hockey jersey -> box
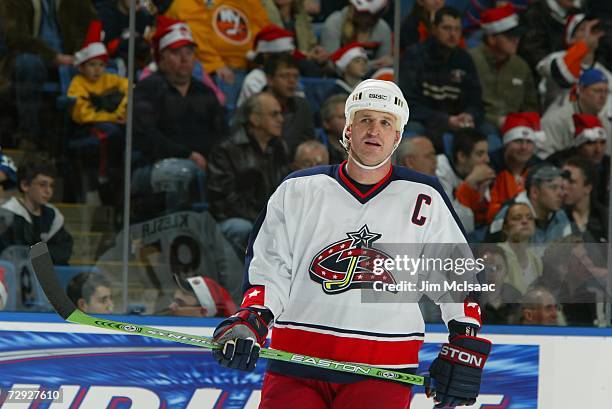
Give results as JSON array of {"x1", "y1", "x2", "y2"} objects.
[{"x1": 241, "y1": 163, "x2": 481, "y2": 381}]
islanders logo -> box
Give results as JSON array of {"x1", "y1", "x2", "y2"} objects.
[
  {"x1": 309, "y1": 225, "x2": 397, "y2": 294},
  {"x1": 213, "y1": 6, "x2": 250, "y2": 45}
]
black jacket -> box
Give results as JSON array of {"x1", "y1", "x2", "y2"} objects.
[
  {"x1": 133, "y1": 72, "x2": 228, "y2": 165},
  {"x1": 399, "y1": 38, "x2": 484, "y2": 131},
  {"x1": 0, "y1": 197, "x2": 73, "y2": 265},
  {"x1": 207, "y1": 127, "x2": 290, "y2": 222}
]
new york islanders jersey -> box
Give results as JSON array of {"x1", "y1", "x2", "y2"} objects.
[{"x1": 241, "y1": 163, "x2": 481, "y2": 381}]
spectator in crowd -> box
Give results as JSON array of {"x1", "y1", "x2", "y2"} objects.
[
  {"x1": 0, "y1": 148, "x2": 18, "y2": 198},
  {"x1": 133, "y1": 16, "x2": 227, "y2": 174},
  {"x1": 400, "y1": 7, "x2": 484, "y2": 147},
  {"x1": 487, "y1": 113, "x2": 541, "y2": 222},
  {"x1": 207, "y1": 92, "x2": 290, "y2": 254},
  {"x1": 540, "y1": 69, "x2": 612, "y2": 157},
  {"x1": 237, "y1": 25, "x2": 301, "y2": 107},
  {"x1": 0, "y1": 0, "x2": 97, "y2": 148},
  {"x1": 561, "y1": 156, "x2": 608, "y2": 243},
  {"x1": 264, "y1": 53, "x2": 315, "y2": 155},
  {"x1": 498, "y1": 203, "x2": 543, "y2": 294},
  {"x1": 547, "y1": 113, "x2": 610, "y2": 204},
  {"x1": 469, "y1": 5, "x2": 538, "y2": 131},
  {"x1": 587, "y1": 0, "x2": 612, "y2": 70},
  {"x1": 164, "y1": 0, "x2": 270, "y2": 83},
  {"x1": 437, "y1": 128, "x2": 495, "y2": 232},
  {"x1": 518, "y1": 0, "x2": 579, "y2": 79},
  {"x1": 67, "y1": 272, "x2": 114, "y2": 314},
  {"x1": 489, "y1": 164, "x2": 572, "y2": 246},
  {"x1": 399, "y1": 0, "x2": 445, "y2": 53},
  {"x1": 536, "y1": 13, "x2": 608, "y2": 109},
  {"x1": 464, "y1": 0, "x2": 532, "y2": 35},
  {"x1": 329, "y1": 42, "x2": 369, "y2": 96},
  {"x1": 395, "y1": 136, "x2": 437, "y2": 176},
  {"x1": 262, "y1": 0, "x2": 327, "y2": 64},
  {"x1": 67, "y1": 21, "x2": 127, "y2": 205},
  {"x1": 0, "y1": 156, "x2": 73, "y2": 265},
  {"x1": 97, "y1": 0, "x2": 154, "y2": 77},
  {"x1": 168, "y1": 275, "x2": 237, "y2": 317},
  {"x1": 317, "y1": 93, "x2": 348, "y2": 164},
  {"x1": 474, "y1": 244, "x2": 521, "y2": 325},
  {"x1": 291, "y1": 140, "x2": 329, "y2": 171},
  {"x1": 518, "y1": 286, "x2": 559, "y2": 325},
  {"x1": 321, "y1": 0, "x2": 393, "y2": 69}
]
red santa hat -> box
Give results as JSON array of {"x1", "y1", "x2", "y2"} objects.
[
  {"x1": 565, "y1": 13, "x2": 587, "y2": 45},
  {"x1": 573, "y1": 113, "x2": 607, "y2": 147},
  {"x1": 331, "y1": 42, "x2": 368, "y2": 72},
  {"x1": 152, "y1": 15, "x2": 195, "y2": 58},
  {"x1": 521, "y1": 111, "x2": 546, "y2": 141},
  {"x1": 480, "y1": 4, "x2": 520, "y2": 35},
  {"x1": 502, "y1": 113, "x2": 535, "y2": 145},
  {"x1": 250, "y1": 25, "x2": 296, "y2": 59},
  {"x1": 350, "y1": 0, "x2": 387, "y2": 14},
  {"x1": 74, "y1": 20, "x2": 108, "y2": 66},
  {"x1": 175, "y1": 275, "x2": 237, "y2": 317}
]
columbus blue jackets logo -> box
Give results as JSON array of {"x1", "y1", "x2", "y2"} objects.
[{"x1": 309, "y1": 225, "x2": 397, "y2": 294}]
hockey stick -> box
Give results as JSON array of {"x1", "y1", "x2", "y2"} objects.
[{"x1": 29, "y1": 242, "x2": 430, "y2": 387}]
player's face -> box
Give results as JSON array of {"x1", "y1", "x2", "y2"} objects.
[
  {"x1": 159, "y1": 45, "x2": 196, "y2": 85},
  {"x1": 79, "y1": 58, "x2": 106, "y2": 81},
  {"x1": 535, "y1": 177, "x2": 564, "y2": 212},
  {"x1": 21, "y1": 174, "x2": 54, "y2": 207},
  {"x1": 169, "y1": 289, "x2": 206, "y2": 317},
  {"x1": 82, "y1": 286, "x2": 113, "y2": 314},
  {"x1": 347, "y1": 110, "x2": 399, "y2": 166},
  {"x1": 505, "y1": 139, "x2": 534, "y2": 165},
  {"x1": 433, "y1": 16, "x2": 462, "y2": 49},
  {"x1": 503, "y1": 203, "x2": 535, "y2": 242},
  {"x1": 577, "y1": 140, "x2": 606, "y2": 165},
  {"x1": 562, "y1": 165, "x2": 590, "y2": 207},
  {"x1": 323, "y1": 103, "x2": 346, "y2": 138}
]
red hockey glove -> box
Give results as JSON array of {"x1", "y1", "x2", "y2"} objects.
[{"x1": 212, "y1": 307, "x2": 272, "y2": 371}]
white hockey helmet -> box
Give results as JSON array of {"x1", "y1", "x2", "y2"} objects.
[{"x1": 342, "y1": 79, "x2": 409, "y2": 150}]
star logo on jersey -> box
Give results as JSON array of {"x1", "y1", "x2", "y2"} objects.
[{"x1": 309, "y1": 225, "x2": 397, "y2": 294}]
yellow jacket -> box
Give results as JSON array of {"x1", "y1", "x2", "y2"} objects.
[
  {"x1": 165, "y1": 0, "x2": 270, "y2": 73},
  {"x1": 67, "y1": 72, "x2": 128, "y2": 124}
]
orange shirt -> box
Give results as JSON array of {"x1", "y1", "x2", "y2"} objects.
[{"x1": 166, "y1": 0, "x2": 270, "y2": 73}]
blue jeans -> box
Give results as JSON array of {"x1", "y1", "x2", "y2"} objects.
[
  {"x1": 14, "y1": 53, "x2": 47, "y2": 137},
  {"x1": 220, "y1": 218, "x2": 253, "y2": 257}
]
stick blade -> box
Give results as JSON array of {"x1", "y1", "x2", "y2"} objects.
[{"x1": 29, "y1": 242, "x2": 77, "y2": 320}]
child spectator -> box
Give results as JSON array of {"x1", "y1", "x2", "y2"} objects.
[
  {"x1": 0, "y1": 156, "x2": 73, "y2": 265},
  {"x1": 67, "y1": 20, "x2": 127, "y2": 203},
  {"x1": 67, "y1": 272, "x2": 114, "y2": 314},
  {"x1": 329, "y1": 42, "x2": 369, "y2": 96}
]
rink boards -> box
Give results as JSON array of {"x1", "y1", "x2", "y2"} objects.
[{"x1": 0, "y1": 313, "x2": 610, "y2": 409}]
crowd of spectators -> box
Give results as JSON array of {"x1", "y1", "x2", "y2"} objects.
[{"x1": 0, "y1": 0, "x2": 609, "y2": 327}]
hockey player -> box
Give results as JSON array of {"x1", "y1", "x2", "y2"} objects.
[{"x1": 212, "y1": 79, "x2": 491, "y2": 408}]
